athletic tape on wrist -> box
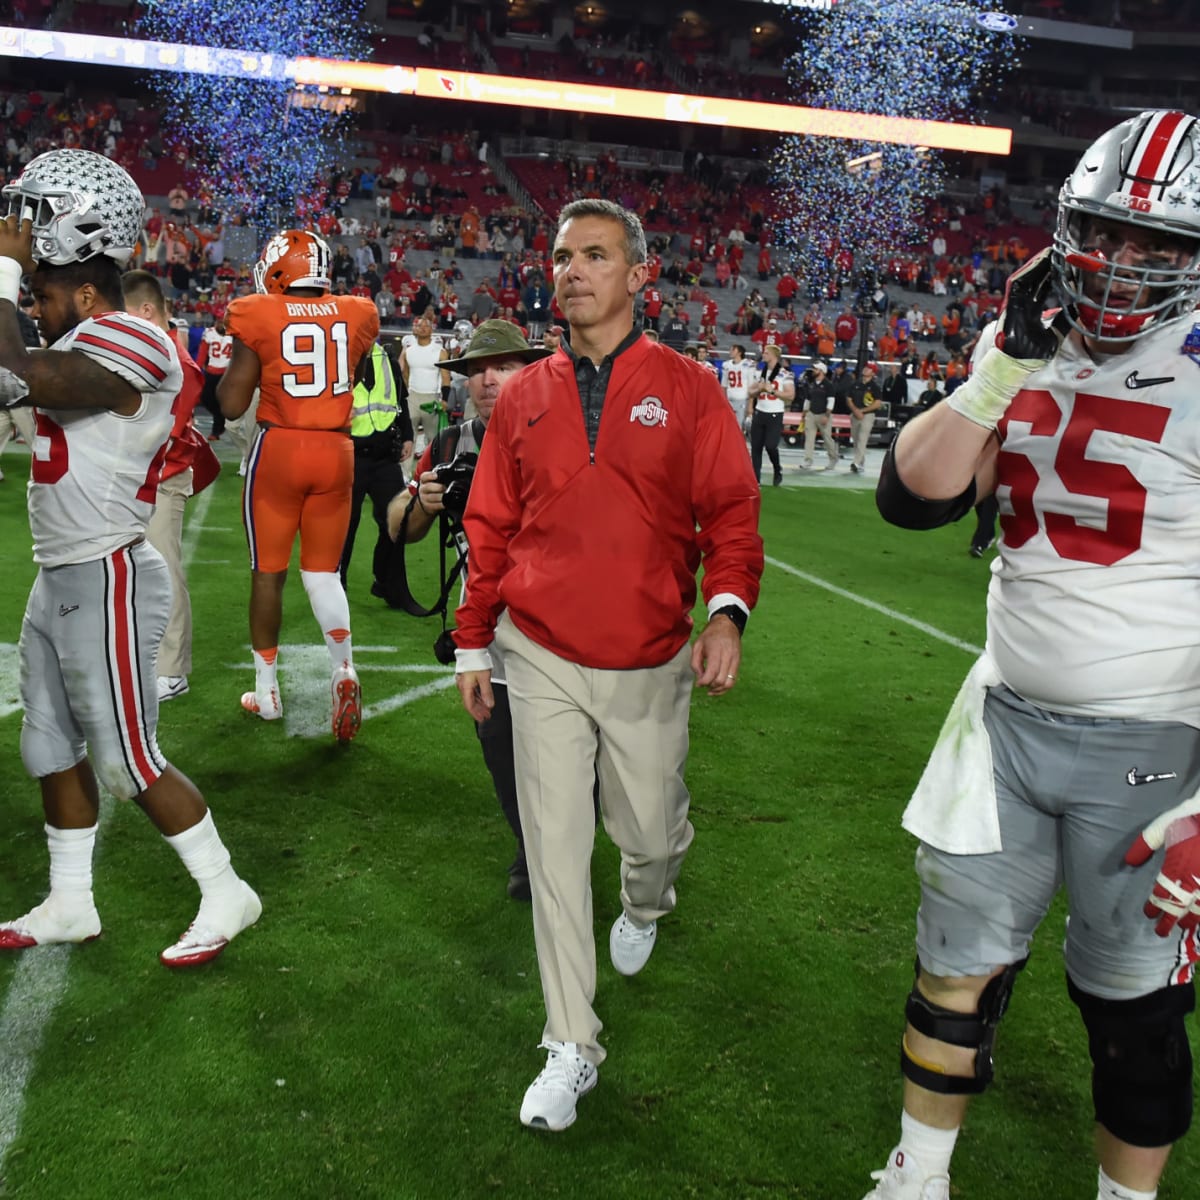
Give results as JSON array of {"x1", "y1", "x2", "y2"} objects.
[
  {"x1": 0, "y1": 257, "x2": 23, "y2": 307},
  {"x1": 946, "y1": 348, "x2": 1044, "y2": 431}
]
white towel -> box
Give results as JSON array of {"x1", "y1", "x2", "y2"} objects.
[{"x1": 902, "y1": 652, "x2": 1003, "y2": 855}]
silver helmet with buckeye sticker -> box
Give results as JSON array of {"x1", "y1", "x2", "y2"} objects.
[
  {"x1": 1053, "y1": 109, "x2": 1200, "y2": 343},
  {"x1": 3, "y1": 148, "x2": 144, "y2": 265}
]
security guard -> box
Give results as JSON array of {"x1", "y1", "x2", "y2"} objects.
[{"x1": 339, "y1": 340, "x2": 414, "y2": 597}]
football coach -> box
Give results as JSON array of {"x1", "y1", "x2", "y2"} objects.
[{"x1": 452, "y1": 198, "x2": 763, "y2": 1132}]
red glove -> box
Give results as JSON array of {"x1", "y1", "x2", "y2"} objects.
[{"x1": 1125, "y1": 794, "x2": 1200, "y2": 937}]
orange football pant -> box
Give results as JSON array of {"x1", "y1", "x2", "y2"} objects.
[{"x1": 242, "y1": 427, "x2": 353, "y2": 573}]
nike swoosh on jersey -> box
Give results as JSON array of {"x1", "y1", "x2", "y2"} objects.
[
  {"x1": 1125, "y1": 371, "x2": 1175, "y2": 389},
  {"x1": 58, "y1": 604, "x2": 79, "y2": 616},
  {"x1": 527, "y1": 412, "x2": 548, "y2": 427},
  {"x1": 1126, "y1": 767, "x2": 1178, "y2": 786}
]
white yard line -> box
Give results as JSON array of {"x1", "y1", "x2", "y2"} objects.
[
  {"x1": 764, "y1": 554, "x2": 984, "y2": 657},
  {"x1": 0, "y1": 487, "x2": 216, "y2": 1170}
]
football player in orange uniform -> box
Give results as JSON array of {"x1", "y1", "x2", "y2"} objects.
[{"x1": 218, "y1": 230, "x2": 380, "y2": 741}]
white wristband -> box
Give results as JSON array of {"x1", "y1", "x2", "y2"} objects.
[
  {"x1": 945, "y1": 347, "x2": 1044, "y2": 431},
  {"x1": 0, "y1": 257, "x2": 22, "y2": 307}
]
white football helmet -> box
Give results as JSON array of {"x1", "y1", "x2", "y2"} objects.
[
  {"x1": 1053, "y1": 109, "x2": 1200, "y2": 342},
  {"x1": 253, "y1": 230, "x2": 332, "y2": 294},
  {"x1": 2, "y1": 148, "x2": 144, "y2": 265}
]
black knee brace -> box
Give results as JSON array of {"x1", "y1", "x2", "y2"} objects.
[
  {"x1": 1068, "y1": 976, "x2": 1195, "y2": 1147},
  {"x1": 901, "y1": 959, "x2": 1026, "y2": 1095}
]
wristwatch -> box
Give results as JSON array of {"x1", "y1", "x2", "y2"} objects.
[{"x1": 712, "y1": 605, "x2": 747, "y2": 635}]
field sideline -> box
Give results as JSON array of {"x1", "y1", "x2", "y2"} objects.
[{"x1": 0, "y1": 450, "x2": 1195, "y2": 1200}]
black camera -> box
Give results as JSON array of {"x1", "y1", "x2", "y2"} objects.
[
  {"x1": 431, "y1": 451, "x2": 478, "y2": 518},
  {"x1": 433, "y1": 628, "x2": 458, "y2": 666}
]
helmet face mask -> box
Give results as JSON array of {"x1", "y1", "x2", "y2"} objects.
[
  {"x1": 253, "y1": 230, "x2": 332, "y2": 295},
  {"x1": 1053, "y1": 109, "x2": 1200, "y2": 344},
  {"x1": 2, "y1": 149, "x2": 144, "y2": 266}
]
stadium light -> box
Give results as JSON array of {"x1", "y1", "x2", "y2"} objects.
[{"x1": 0, "y1": 24, "x2": 1012, "y2": 155}]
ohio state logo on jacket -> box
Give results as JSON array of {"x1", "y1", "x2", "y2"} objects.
[{"x1": 630, "y1": 396, "x2": 669, "y2": 428}]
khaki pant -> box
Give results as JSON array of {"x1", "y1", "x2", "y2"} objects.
[
  {"x1": 408, "y1": 390, "x2": 442, "y2": 459},
  {"x1": 495, "y1": 613, "x2": 695, "y2": 1065},
  {"x1": 225, "y1": 388, "x2": 260, "y2": 470},
  {"x1": 145, "y1": 467, "x2": 193, "y2": 677},
  {"x1": 803, "y1": 411, "x2": 839, "y2": 467},
  {"x1": 851, "y1": 412, "x2": 876, "y2": 469}
]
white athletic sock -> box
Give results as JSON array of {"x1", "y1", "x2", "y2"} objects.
[
  {"x1": 164, "y1": 811, "x2": 241, "y2": 907},
  {"x1": 898, "y1": 1109, "x2": 959, "y2": 1180},
  {"x1": 301, "y1": 569, "x2": 352, "y2": 669},
  {"x1": 1098, "y1": 1167, "x2": 1157, "y2": 1200},
  {"x1": 46, "y1": 822, "x2": 98, "y2": 908},
  {"x1": 253, "y1": 647, "x2": 278, "y2": 695}
]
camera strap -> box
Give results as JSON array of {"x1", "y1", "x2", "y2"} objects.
[
  {"x1": 380, "y1": 507, "x2": 466, "y2": 618},
  {"x1": 377, "y1": 421, "x2": 481, "y2": 618}
]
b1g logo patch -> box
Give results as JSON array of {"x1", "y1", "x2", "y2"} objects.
[
  {"x1": 630, "y1": 397, "x2": 669, "y2": 428},
  {"x1": 1183, "y1": 323, "x2": 1200, "y2": 368}
]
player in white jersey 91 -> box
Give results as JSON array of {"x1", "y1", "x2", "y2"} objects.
[
  {"x1": 865, "y1": 111, "x2": 1200, "y2": 1200},
  {"x1": 0, "y1": 148, "x2": 260, "y2": 970}
]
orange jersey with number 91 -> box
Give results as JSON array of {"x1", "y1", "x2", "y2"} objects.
[{"x1": 225, "y1": 293, "x2": 380, "y2": 430}]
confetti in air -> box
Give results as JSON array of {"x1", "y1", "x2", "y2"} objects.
[
  {"x1": 770, "y1": 0, "x2": 1021, "y2": 300},
  {"x1": 136, "y1": 0, "x2": 370, "y2": 233}
]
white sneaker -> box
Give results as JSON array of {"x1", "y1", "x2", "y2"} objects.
[
  {"x1": 609, "y1": 911, "x2": 656, "y2": 976},
  {"x1": 863, "y1": 1147, "x2": 950, "y2": 1200},
  {"x1": 160, "y1": 880, "x2": 262, "y2": 968},
  {"x1": 241, "y1": 686, "x2": 282, "y2": 721},
  {"x1": 331, "y1": 664, "x2": 361, "y2": 742},
  {"x1": 0, "y1": 897, "x2": 101, "y2": 949},
  {"x1": 519, "y1": 1041, "x2": 597, "y2": 1131},
  {"x1": 158, "y1": 675, "x2": 189, "y2": 702}
]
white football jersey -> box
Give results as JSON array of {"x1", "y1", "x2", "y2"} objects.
[
  {"x1": 29, "y1": 312, "x2": 183, "y2": 567},
  {"x1": 722, "y1": 358, "x2": 758, "y2": 402},
  {"x1": 200, "y1": 326, "x2": 233, "y2": 373},
  {"x1": 984, "y1": 316, "x2": 1200, "y2": 725}
]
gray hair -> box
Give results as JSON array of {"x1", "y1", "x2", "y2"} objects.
[{"x1": 556, "y1": 199, "x2": 647, "y2": 266}]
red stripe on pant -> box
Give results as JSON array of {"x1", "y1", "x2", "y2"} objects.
[{"x1": 109, "y1": 548, "x2": 160, "y2": 791}]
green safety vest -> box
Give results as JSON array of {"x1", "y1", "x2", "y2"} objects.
[{"x1": 350, "y1": 344, "x2": 398, "y2": 438}]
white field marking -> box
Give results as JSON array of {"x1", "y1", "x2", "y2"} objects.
[
  {"x1": 227, "y1": 645, "x2": 455, "y2": 738},
  {"x1": 0, "y1": 492, "x2": 217, "y2": 1171},
  {"x1": 764, "y1": 554, "x2": 983, "y2": 657}
]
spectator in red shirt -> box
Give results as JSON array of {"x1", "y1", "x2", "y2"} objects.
[
  {"x1": 776, "y1": 270, "x2": 798, "y2": 309},
  {"x1": 834, "y1": 308, "x2": 858, "y2": 350},
  {"x1": 642, "y1": 283, "x2": 664, "y2": 331}
]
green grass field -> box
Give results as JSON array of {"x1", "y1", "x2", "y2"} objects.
[{"x1": 0, "y1": 451, "x2": 1194, "y2": 1199}]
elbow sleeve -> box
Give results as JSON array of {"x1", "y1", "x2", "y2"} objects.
[{"x1": 875, "y1": 443, "x2": 977, "y2": 530}]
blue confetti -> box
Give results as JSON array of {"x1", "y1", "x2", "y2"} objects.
[
  {"x1": 771, "y1": 0, "x2": 1022, "y2": 296},
  {"x1": 136, "y1": 0, "x2": 370, "y2": 235}
]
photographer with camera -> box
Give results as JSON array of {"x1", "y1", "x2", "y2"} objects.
[
  {"x1": 387, "y1": 319, "x2": 550, "y2": 901},
  {"x1": 340, "y1": 340, "x2": 414, "y2": 599}
]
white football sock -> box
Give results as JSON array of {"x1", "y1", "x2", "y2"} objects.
[
  {"x1": 46, "y1": 822, "x2": 98, "y2": 908},
  {"x1": 164, "y1": 811, "x2": 241, "y2": 908},
  {"x1": 252, "y1": 648, "x2": 278, "y2": 695},
  {"x1": 301, "y1": 569, "x2": 353, "y2": 669},
  {"x1": 897, "y1": 1109, "x2": 959, "y2": 1179},
  {"x1": 1098, "y1": 1167, "x2": 1156, "y2": 1200}
]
